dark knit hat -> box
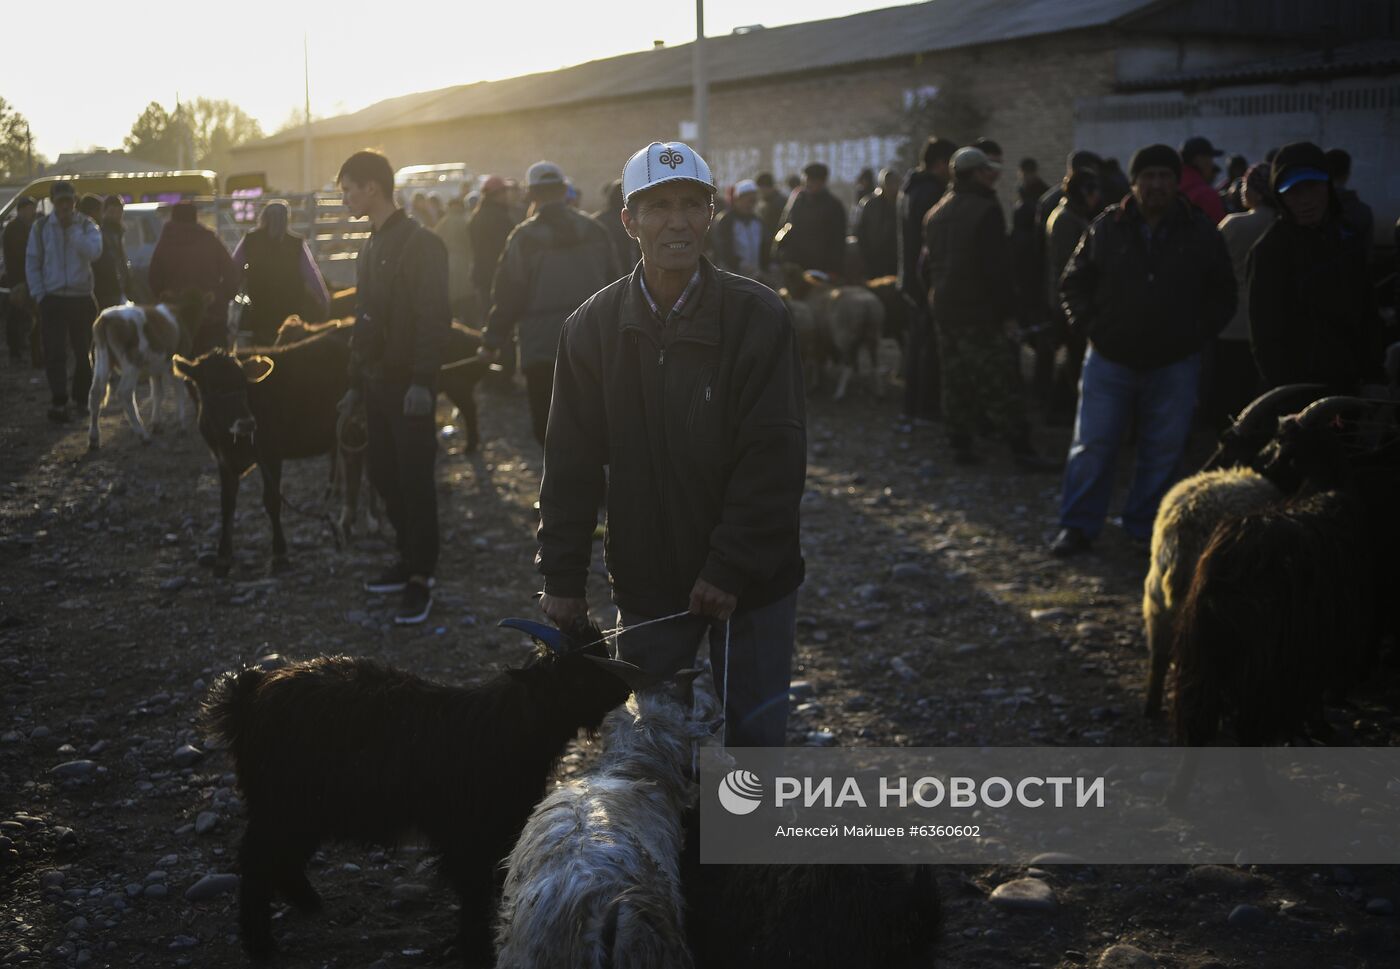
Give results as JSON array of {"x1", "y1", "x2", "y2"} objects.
[
  {"x1": 1129, "y1": 144, "x2": 1181, "y2": 180},
  {"x1": 1271, "y1": 141, "x2": 1329, "y2": 195}
]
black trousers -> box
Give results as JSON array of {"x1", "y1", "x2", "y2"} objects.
[
  {"x1": 902, "y1": 297, "x2": 942, "y2": 421},
  {"x1": 39, "y1": 294, "x2": 96, "y2": 407},
  {"x1": 3, "y1": 297, "x2": 33, "y2": 360},
  {"x1": 523, "y1": 362, "x2": 554, "y2": 447},
  {"x1": 366, "y1": 380, "x2": 440, "y2": 578}
]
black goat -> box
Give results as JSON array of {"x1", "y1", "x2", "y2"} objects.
[
  {"x1": 679, "y1": 806, "x2": 942, "y2": 968},
  {"x1": 200, "y1": 620, "x2": 632, "y2": 964}
]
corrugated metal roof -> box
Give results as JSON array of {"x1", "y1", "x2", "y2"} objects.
[
  {"x1": 1118, "y1": 39, "x2": 1400, "y2": 90},
  {"x1": 243, "y1": 0, "x2": 1158, "y2": 149}
]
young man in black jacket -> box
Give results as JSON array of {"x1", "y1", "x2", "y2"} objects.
[
  {"x1": 1051, "y1": 144, "x2": 1236, "y2": 557},
  {"x1": 337, "y1": 150, "x2": 451, "y2": 624},
  {"x1": 536, "y1": 141, "x2": 806, "y2": 748}
]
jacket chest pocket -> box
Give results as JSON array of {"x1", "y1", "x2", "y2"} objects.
[{"x1": 686, "y1": 365, "x2": 724, "y2": 445}]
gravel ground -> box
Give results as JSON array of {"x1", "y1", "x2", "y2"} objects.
[{"x1": 2, "y1": 358, "x2": 1398, "y2": 969}]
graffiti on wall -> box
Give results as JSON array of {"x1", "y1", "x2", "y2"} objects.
[{"x1": 711, "y1": 136, "x2": 908, "y2": 187}]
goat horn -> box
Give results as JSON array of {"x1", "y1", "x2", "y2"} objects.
[
  {"x1": 497, "y1": 618, "x2": 567, "y2": 653},
  {"x1": 583, "y1": 655, "x2": 656, "y2": 691},
  {"x1": 1231, "y1": 383, "x2": 1326, "y2": 433},
  {"x1": 1295, "y1": 396, "x2": 1384, "y2": 428}
]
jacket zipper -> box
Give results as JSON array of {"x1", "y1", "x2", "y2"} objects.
[{"x1": 654, "y1": 342, "x2": 679, "y2": 587}]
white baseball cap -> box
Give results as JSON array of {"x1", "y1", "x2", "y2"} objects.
[
  {"x1": 733, "y1": 178, "x2": 758, "y2": 196},
  {"x1": 622, "y1": 142, "x2": 715, "y2": 207}
]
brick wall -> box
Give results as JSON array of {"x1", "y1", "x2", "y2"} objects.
[{"x1": 233, "y1": 30, "x2": 1122, "y2": 217}]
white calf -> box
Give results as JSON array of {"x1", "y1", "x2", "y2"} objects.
[{"x1": 88, "y1": 293, "x2": 207, "y2": 449}]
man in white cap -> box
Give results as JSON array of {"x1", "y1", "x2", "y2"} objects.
[
  {"x1": 535, "y1": 141, "x2": 807, "y2": 747},
  {"x1": 481, "y1": 160, "x2": 619, "y2": 445},
  {"x1": 709, "y1": 178, "x2": 770, "y2": 281}
]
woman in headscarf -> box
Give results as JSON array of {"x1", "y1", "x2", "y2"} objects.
[{"x1": 230, "y1": 200, "x2": 330, "y2": 345}]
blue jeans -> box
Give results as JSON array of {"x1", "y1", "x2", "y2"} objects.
[
  {"x1": 1058, "y1": 347, "x2": 1201, "y2": 540},
  {"x1": 617, "y1": 591, "x2": 797, "y2": 748}
]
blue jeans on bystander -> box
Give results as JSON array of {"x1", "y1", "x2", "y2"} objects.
[
  {"x1": 616, "y1": 591, "x2": 797, "y2": 748},
  {"x1": 1058, "y1": 346, "x2": 1201, "y2": 541}
]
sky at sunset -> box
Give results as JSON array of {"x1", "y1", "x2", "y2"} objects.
[{"x1": 3, "y1": 0, "x2": 922, "y2": 162}]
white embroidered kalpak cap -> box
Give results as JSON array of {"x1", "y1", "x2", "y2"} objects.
[{"x1": 622, "y1": 142, "x2": 715, "y2": 207}]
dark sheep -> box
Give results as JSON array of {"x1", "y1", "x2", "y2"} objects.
[
  {"x1": 200, "y1": 620, "x2": 631, "y2": 964},
  {"x1": 1170, "y1": 397, "x2": 1400, "y2": 746},
  {"x1": 679, "y1": 806, "x2": 942, "y2": 968},
  {"x1": 1197, "y1": 382, "x2": 1326, "y2": 474},
  {"x1": 1171, "y1": 488, "x2": 1374, "y2": 746}
]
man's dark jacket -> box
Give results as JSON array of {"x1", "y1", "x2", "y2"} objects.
[
  {"x1": 349, "y1": 210, "x2": 450, "y2": 390},
  {"x1": 1060, "y1": 195, "x2": 1236, "y2": 371},
  {"x1": 592, "y1": 204, "x2": 639, "y2": 277},
  {"x1": 709, "y1": 208, "x2": 771, "y2": 276},
  {"x1": 896, "y1": 169, "x2": 945, "y2": 297},
  {"x1": 777, "y1": 188, "x2": 846, "y2": 275},
  {"x1": 1011, "y1": 178, "x2": 1049, "y2": 325},
  {"x1": 1337, "y1": 189, "x2": 1375, "y2": 263},
  {"x1": 756, "y1": 187, "x2": 788, "y2": 241},
  {"x1": 856, "y1": 190, "x2": 898, "y2": 278},
  {"x1": 538, "y1": 258, "x2": 806, "y2": 617},
  {"x1": 1247, "y1": 212, "x2": 1383, "y2": 391},
  {"x1": 923, "y1": 179, "x2": 1012, "y2": 326},
  {"x1": 3, "y1": 217, "x2": 32, "y2": 288},
  {"x1": 148, "y1": 218, "x2": 235, "y2": 336},
  {"x1": 93, "y1": 218, "x2": 131, "y2": 309},
  {"x1": 484, "y1": 203, "x2": 618, "y2": 370},
  {"x1": 240, "y1": 228, "x2": 306, "y2": 341},
  {"x1": 469, "y1": 198, "x2": 517, "y2": 296}
]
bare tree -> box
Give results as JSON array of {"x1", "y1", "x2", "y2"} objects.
[{"x1": 123, "y1": 98, "x2": 264, "y2": 174}]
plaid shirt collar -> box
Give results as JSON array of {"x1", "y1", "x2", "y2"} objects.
[{"x1": 638, "y1": 268, "x2": 703, "y2": 327}]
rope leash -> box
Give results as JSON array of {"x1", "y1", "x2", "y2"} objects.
[{"x1": 592, "y1": 608, "x2": 734, "y2": 755}]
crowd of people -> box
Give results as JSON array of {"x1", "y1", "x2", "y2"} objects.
[
  {"x1": 3, "y1": 187, "x2": 333, "y2": 422},
  {"x1": 2, "y1": 129, "x2": 1394, "y2": 628}
]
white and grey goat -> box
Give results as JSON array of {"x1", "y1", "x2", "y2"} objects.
[{"x1": 494, "y1": 671, "x2": 714, "y2": 969}]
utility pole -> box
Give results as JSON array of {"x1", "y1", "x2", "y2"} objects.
[
  {"x1": 692, "y1": 0, "x2": 708, "y2": 155},
  {"x1": 175, "y1": 93, "x2": 188, "y2": 169},
  {"x1": 303, "y1": 33, "x2": 314, "y2": 193}
]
